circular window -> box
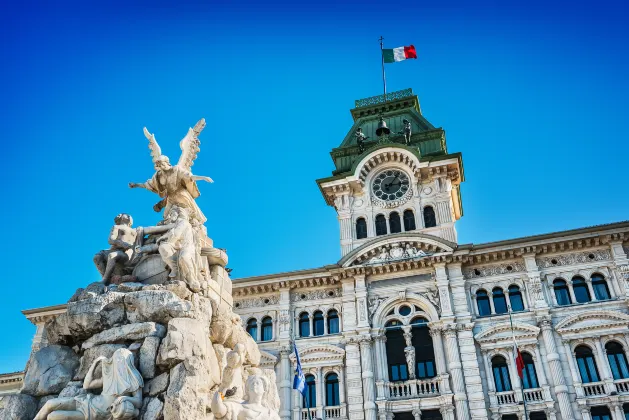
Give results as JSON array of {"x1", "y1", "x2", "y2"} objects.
[
  {"x1": 551, "y1": 259, "x2": 558, "y2": 265},
  {"x1": 474, "y1": 269, "x2": 481, "y2": 276},
  {"x1": 328, "y1": 290, "x2": 334, "y2": 297},
  {"x1": 588, "y1": 253, "x2": 595, "y2": 260},
  {"x1": 399, "y1": 305, "x2": 412, "y2": 316},
  {"x1": 235, "y1": 302, "x2": 240, "y2": 308},
  {"x1": 263, "y1": 298, "x2": 270, "y2": 304},
  {"x1": 300, "y1": 294, "x2": 306, "y2": 300},
  {"x1": 506, "y1": 265, "x2": 513, "y2": 271}
]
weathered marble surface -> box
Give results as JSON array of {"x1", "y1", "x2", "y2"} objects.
[{"x1": 21, "y1": 345, "x2": 79, "y2": 396}]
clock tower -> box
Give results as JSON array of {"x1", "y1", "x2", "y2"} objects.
[{"x1": 316, "y1": 89, "x2": 464, "y2": 256}]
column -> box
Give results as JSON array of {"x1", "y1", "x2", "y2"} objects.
[
  {"x1": 374, "y1": 335, "x2": 388, "y2": 382},
  {"x1": 440, "y1": 405, "x2": 456, "y2": 420},
  {"x1": 488, "y1": 292, "x2": 496, "y2": 314},
  {"x1": 343, "y1": 339, "x2": 364, "y2": 420},
  {"x1": 359, "y1": 336, "x2": 377, "y2": 420},
  {"x1": 309, "y1": 314, "x2": 314, "y2": 337},
  {"x1": 612, "y1": 403, "x2": 625, "y2": 420},
  {"x1": 280, "y1": 346, "x2": 293, "y2": 420},
  {"x1": 443, "y1": 324, "x2": 471, "y2": 420},
  {"x1": 324, "y1": 314, "x2": 329, "y2": 336},
  {"x1": 580, "y1": 407, "x2": 593, "y2": 420},
  {"x1": 412, "y1": 408, "x2": 421, "y2": 420},
  {"x1": 339, "y1": 365, "x2": 347, "y2": 405},
  {"x1": 567, "y1": 283, "x2": 577, "y2": 304},
  {"x1": 316, "y1": 367, "x2": 324, "y2": 418},
  {"x1": 594, "y1": 338, "x2": 614, "y2": 393},
  {"x1": 482, "y1": 353, "x2": 496, "y2": 393},
  {"x1": 533, "y1": 345, "x2": 549, "y2": 387},
  {"x1": 548, "y1": 283, "x2": 558, "y2": 306},
  {"x1": 537, "y1": 316, "x2": 575, "y2": 420},
  {"x1": 563, "y1": 340, "x2": 583, "y2": 397},
  {"x1": 586, "y1": 279, "x2": 597, "y2": 301},
  {"x1": 429, "y1": 324, "x2": 450, "y2": 393},
  {"x1": 257, "y1": 320, "x2": 262, "y2": 342}
]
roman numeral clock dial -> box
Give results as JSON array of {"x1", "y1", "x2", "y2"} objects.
[{"x1": 371, "y1": 169, "x2": 412, "y2": 208}]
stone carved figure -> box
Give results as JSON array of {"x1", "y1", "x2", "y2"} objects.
[
  {"x1": 129, "y1": 119, "x2": 213, "y2": 224},
  {"x1": 34, "y1": 348, "x2": 143, "y2": 420},
  {"x1": 218, "y1": 343, "x2": 246, "y2": 401},
  {"x1": 400, "y1": 119, "x2": 412, "y2": 144},
  {"x1": 354, "y1": 127, "x2": 368, "y2": 153},
  {"x1": 211, "y1": 375, "x2": 281, "y2": 420},
  {"x1": 404, "y1": 346, "x2": 416, "y2": 380},
  {"x1": 155, "y1": 206, "x2": 200, "y2": 291},
  {"x1": 93, "y1": 214, "x2": 137, "y2": 285}
]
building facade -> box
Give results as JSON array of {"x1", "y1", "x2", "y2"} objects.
[{"x1": 7, "y1": 89, "x2": 629, "y2": 420}]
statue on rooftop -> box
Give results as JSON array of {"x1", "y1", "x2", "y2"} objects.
[
  {"x1": 354, "y1": 127, "x2": 369, "y2": 153},
  {"x1": 400, "y1": 119, "x2": 412, "y2": 144},
  {"x1": 129, "y1": 118, "x2": 213, "y2": 224}
]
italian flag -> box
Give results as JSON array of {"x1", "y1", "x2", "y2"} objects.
[{"x1": 383, "y1": 45, "x2": 417, "y2": 63}]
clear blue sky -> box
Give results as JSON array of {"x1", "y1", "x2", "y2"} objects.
[{"x1": 1, "y1": 0, "x2": 628, "y2": 373}]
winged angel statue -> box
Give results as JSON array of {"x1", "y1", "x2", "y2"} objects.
[{"x1": 129, "y1": 119, "x2": 213, "y2": 224}]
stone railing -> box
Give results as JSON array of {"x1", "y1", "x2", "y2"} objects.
[
  {"x1": 523, "y1": 388, "x2": 544, "y2": 403},
  {"x1": 384, "y1": 377, "x2": 441, "y2": 399},
  {"x1": 496, "y1": 390, "x2": 516, "y2": 405},
  {"x1": 324, "y1": 405, "x2": 347, "y2": 420},
  {"x1": 300, "y1": 408, "x2": 317, "y2": 420},
  {"x1": 583, "y1": 381, "x2": 606, "y2": 397},
  {"x1": 614, "y1": 378, "x2": 629, "y2": 394}
]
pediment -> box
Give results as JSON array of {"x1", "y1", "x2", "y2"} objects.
[
  {"x1": 555, "y1": 310, "x2": 629, "y2": 337},
  {"x1": 290, "y1": 344, "x2": 345, "y2": 366},
  {"x1": 339, "y1": 233, "x2": 455, "y2": 268},
  {"x1": 259, "y1": 350, "x2": 278, "y2": 369},
  {"x1": 474, "y1": 323, "x2": 540, "y2": 349}
]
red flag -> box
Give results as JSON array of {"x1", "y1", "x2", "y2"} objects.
[{"x1": 514, "y1": 343, "x2": 525, "y2": 378}]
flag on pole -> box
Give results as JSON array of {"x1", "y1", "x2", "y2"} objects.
[
  {"x1": 293, "y1": 342, "x2": 306, "y2": 395},
  {"x1": 514, "y1": 341, "x2": 525, "y2": 378},
  {"x1": 382, "y1": 45, "x2": 417, "y2": 63}
]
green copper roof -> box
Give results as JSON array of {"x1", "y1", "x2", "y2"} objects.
[{"x1": 326, "y1": 88, "x2": 449, "y2": 175}]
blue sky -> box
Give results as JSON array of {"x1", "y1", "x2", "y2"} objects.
[{"x1": 1, "y1": 0, "x2": 628, "y2": 373}]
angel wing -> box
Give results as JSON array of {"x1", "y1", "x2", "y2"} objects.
[
  {"x1": 143, "y1": 127, "x2": 162, "y2": 165},
  {"x1": 177, "y1": 118, "x2": 206, "y2": 172}
]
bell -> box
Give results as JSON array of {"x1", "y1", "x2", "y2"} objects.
[{"x1": 375, "y1": 117, "x2": 390, "y2": 137}]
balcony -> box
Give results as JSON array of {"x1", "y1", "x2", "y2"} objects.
[
  {"x1": 615, "y1": 378, "x2": 629, "y2": 394},
  {"x1": 378, "y1": 377, "x2": 442, "y2": 400},
  {"x1": 582, "y1": 381, "x2": 606, "y2": 397},
  {"x1": 523, "y1": 388, "x2": 544, "y2": 403},
  {"x1": 299, "y1": 405, "x2": 347, "y2": 420},
  {"x1": 495, "y1": 390, "x2": 516, "y2": 405}
]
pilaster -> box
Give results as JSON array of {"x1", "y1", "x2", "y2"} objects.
[{"x1": 343, "y1": 338, "x2": 365, "y2": 420}]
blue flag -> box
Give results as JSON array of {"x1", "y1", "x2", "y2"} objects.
[{"x1": 292, "y1": 342, "x2": 306, "y2": 396}]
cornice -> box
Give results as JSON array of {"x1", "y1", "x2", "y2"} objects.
[
  {"x1": 0, "y1": 371, "x2": 24, "y2": 385},
  {"x1": 22, "y1": 304, "x2": 67, "y2": 325}
]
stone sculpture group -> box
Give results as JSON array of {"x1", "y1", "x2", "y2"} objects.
[{"x1": 2, "y1": 119, "x2": 281, "y2": 420}]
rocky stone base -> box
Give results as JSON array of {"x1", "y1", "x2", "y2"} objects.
[{"x1": 6, "y1": 280, "x2": 266, "y2": 420}]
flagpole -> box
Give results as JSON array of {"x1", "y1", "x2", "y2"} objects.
[
  {"x1": 379, "y1": 36, "x2": 387, "y2": 102},
  {"x1": 507, "y1": 305, "x2": 529, "y2": 420}
]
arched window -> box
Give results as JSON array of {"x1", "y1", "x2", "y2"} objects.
[
  {"x1": 261, "y1": 316, "x2": 273, "y2": 342},
  {"x1": 389, "y1": 212, "x2": 402, "y2": 233},
  {"x1": 476, "y1": 289, "x2": 491, "y2": 316},
  {"x1": 423, "y1": 206, "x2": 437, "y2": 228},
  {"x1": 592, "y1": 274, "x2": 611, "y2": 301},
  {"x1": 492, "y1": 287, "x2": 508, "y2": 314},
  {"x1": 304, "y1": 374, "x2": 316, "y2": 408},
  {"x1": 403, "y1": 210, "x2": 416, "y2": 231},
  {"x1": 325, "y1": 373, "x2": 340, "y2": 406},
  {"x1": 356, "y1": 218, "x2": 368, "y2": 239},
  {"x1": 299, "y1": 312, "x2": 310, "y2": 337},
  {"x1": 508, "y1": 285, "x2": 525, "y2": 312},
  {"x1": 327, "y1": 309, "x2": 340, "y2": 334},
  {"x1": 313, "y1": 311, "x2": 324, "y2": 336},
  {"x1": 491, "y1": 356, "x2": 512, "y2": 392},
  {"x1": 521, "y1": 352, "x2": 539, "y2": 389},
  {"x1": 553, "y1": 279, "x2": 572, "y2": 306},
  {"x1": 246, "y1": 318, "x2": 258, "y2": 341},
  {"x1": 572, "y1": 276, "x2": 591, "y2": 303},
  {"x1": 606, "y1": 341, "x2": 629, "y2": 380},
  {"x1": 591, "y1": 406, "x2": 612, "y2": 420},
  {"x1": 412, "y1": 320, "x2": 436, "y2": 379},
  {"x1": 375, "y1": 214, "x2": 387, "y2": 236},
  {"x1": 385, "y1": 320, "x2": 408, "y2": 381},
  {"x1": 575, "y1": 345, "x2": 600, "y2": 383}
]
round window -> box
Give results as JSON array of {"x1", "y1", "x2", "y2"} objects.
[{"x1": 398, "y1": 305, "x2": 412, "y2": 316}]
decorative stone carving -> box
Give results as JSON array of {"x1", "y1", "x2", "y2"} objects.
[
  {"x1": 291, "y1": 288, "x2": 342, "y2": 302},
  {"x1": 462, "y1": 261, "x2": 526, "y2": 279},
  {"x1": 129, "y1": 119, "x2": 212, "y2": 224},
  {"x1": 234, "y1": 295, "x2": 280, "y2": 309},
  {"x1": 536, "y1": 249, "x2": 611, "y2": 268},
  {"x1": 418, "y1": 288, "x2": 441, "y2": 313},
  {"x1": 365, "y1": 244, "x2": 431, "y2": 266},
  {"x1": 367, "y1": 295, "x2": 385, "y2": 322},
  {"x1": 218, "y1": 344, "x2": 246, "y2": 401},
  {"x1": 93, "y1": 213, "x2": 137, "y2": 285},
  {"x1": 211, "y1": 374, "x2": 281, "y2": 420},
  {"x1": 34, "y1": 348, "x2": 144, "y2": 420}
]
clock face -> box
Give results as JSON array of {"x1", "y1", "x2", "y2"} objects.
[{"x1": 372, "y1": 170, "x2": 411, "y2": 203}]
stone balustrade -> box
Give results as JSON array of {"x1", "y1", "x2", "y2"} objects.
[
  {"x1": 496, "y1": 390, "x2": 516, "y2": 405},
  {"x1": 523, "y1": 388, "x2": 544, "y2": 403},
  {"x1": 582, "y1": 381, "x2": 606, "y2": 397},
  {"x1": 324, "y1": 404, "x2": 347, "y2": 420},
  {"x1": 614, "y1": 378, "x2": 629, "y2": 394},
  {"x1": 384, "y1": 377, "x2": 441, "y2": 399}
]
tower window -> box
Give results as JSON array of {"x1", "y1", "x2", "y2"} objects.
[
  {"x1": 375, "y1": 214, "x2": 387, "y2": 236},
  {"x1": 389, "y1": 212, "x2": 402, "y2": 233},
  {"x1": 356, "y1": 218, "x2": 368, "y2": 239},
  {"x1": 423, "y1": 206, "x2": 437, "y2": 228},
  {"x1": 403, "y1": 209, "x2": 416, "y2": 231}
]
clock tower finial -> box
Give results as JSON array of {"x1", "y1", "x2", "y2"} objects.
[{"x1": 316, "y1": 89, "x2": 464, "y2": 256}]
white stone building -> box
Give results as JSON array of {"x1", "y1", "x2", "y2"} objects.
[{"x1": 6, "y1": 89, "x2": 629, "y2": 420}]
